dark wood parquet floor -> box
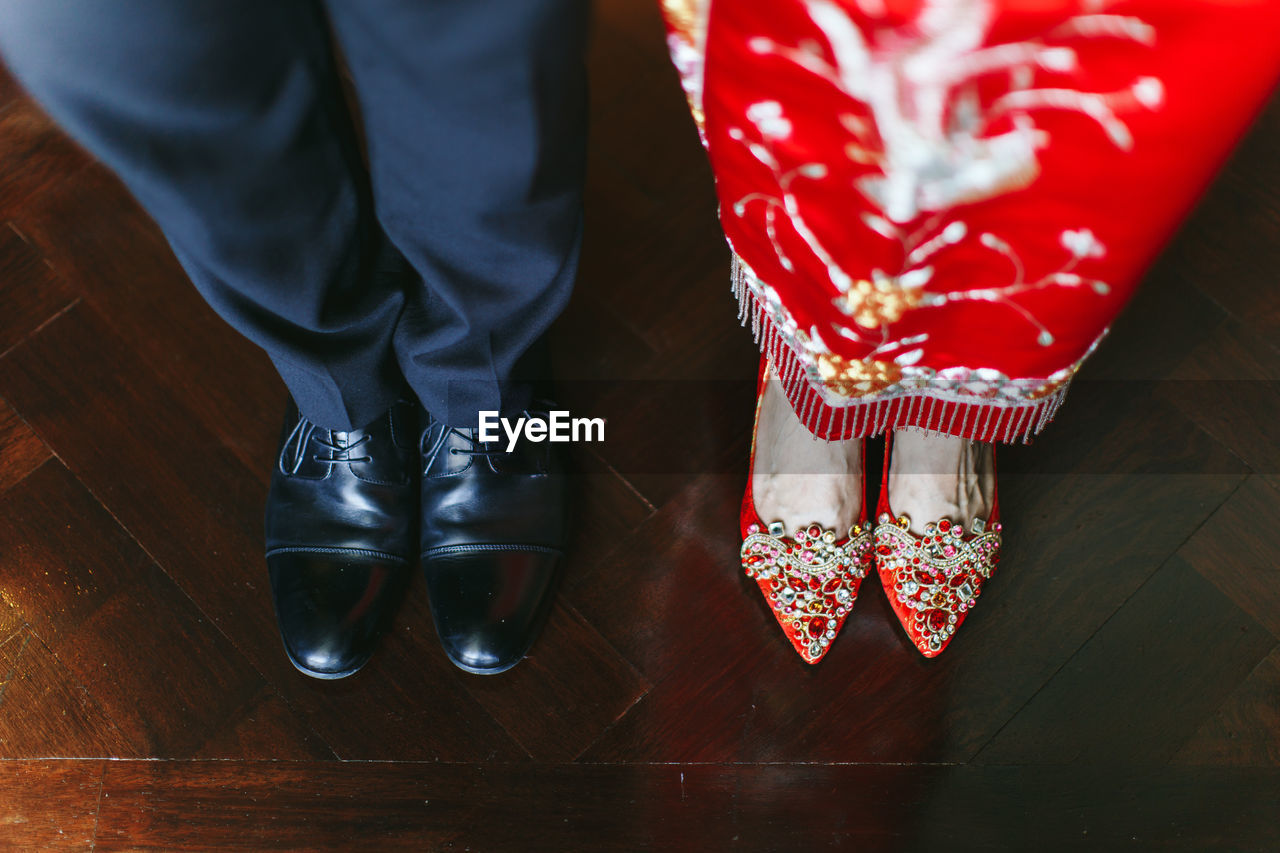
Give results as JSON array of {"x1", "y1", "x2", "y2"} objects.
[{"x1": 0, "y1": 2, "x2": 1278, "y2": 850}]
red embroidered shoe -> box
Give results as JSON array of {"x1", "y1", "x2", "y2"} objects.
[
  {"x1": 875, "y1": 432, "x2": 1002, "y2": 658},
  {"x1": 740, "y1": 358, "x2": 874, "y2": 664}
]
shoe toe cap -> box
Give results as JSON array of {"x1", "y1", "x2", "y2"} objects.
[
  {"x1": 268, "y1": 551, "x2": 409, "y2": 679},
  {"x1": 422, "y1": 548, "x2": 561, "y2": 675},
  {"x1": 440, "y1": 628, "x2": 525, "y2": 675},
  {"x1": 287, "y1": 636, "x2": 370, "y2": 680}
]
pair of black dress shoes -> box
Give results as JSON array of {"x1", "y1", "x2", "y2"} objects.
[{"x1": 264, "y1": 398, "x2": 567, "y2": 678}]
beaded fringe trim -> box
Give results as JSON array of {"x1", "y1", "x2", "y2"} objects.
[{"x1": 731, "y1": 255, "x2": 1071, "y2": 445}]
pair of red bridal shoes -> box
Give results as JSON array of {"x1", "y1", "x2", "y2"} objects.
[{"x1": 739, "y1": 363, "x2": 1002, "y2": 662}]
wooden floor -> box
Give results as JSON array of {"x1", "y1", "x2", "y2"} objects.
[{"x1": 1, "y1": 2, "x2": 1279, "y2": 850}]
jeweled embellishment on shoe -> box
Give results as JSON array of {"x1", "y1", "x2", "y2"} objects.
[
  {"x1": 874, "y1": 512, "x2": 1001, "y2": 657},
  {"x1": 741, "y1": 521, "x2": 874, "y2": 664}
]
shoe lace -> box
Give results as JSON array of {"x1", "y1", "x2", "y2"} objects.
[
  {"x1": 448, "y1": 430, "x2": 504, "y2": 458},
  {"x1": 421, "y1": 408, "x2": 547, "y2": 469},
  {"x1": 282, "y1": 418, "x2": 372, "y2": 474},
  {"x1": 420, "y1": 425, "x2": 500, "y2": 469}
]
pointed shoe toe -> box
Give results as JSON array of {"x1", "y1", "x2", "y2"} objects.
[
  {"x1": 741, "y1": 519, "x2": 874, "y2": 663},
  {"x1": 421, "y1": 548, "x2": 561, "y2": 675},
  {"x1": 267, "y1": 550, "x2": 412, "y2": 679},
  {"x1": 874, "y1": 435, "x2": 1002, "y2": 657},
  {"x1": 740, "y1": 357, "x2": 872, "y2": 665},
  {"x1": 873, "y1": 514, "x2": 1001, "y2": 657}
]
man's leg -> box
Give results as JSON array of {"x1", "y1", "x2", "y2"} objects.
[
  {"x1": 323, "y1": 0, "x2": 589, "y2": 673},
  {"x1": 0, "y1": 0, "x2": 419, "y2": 678},
  {"x1": 0, "y1": 0, "x2": 402, "y2": 431},
  {"x1": 323, "y1": 0, "x2": 588, "y2": 427}
]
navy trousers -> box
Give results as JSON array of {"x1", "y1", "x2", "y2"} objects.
[{"x1": 0, "y1": 0, "x2": 588, "y2": 430}]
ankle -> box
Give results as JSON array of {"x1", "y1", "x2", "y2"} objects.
[
  {"x1": 887, "y1": 430, "x2": 994, "y2": 535},
  {"x1": 750, "y1": 365, "x2": 864, "y2": 534}
]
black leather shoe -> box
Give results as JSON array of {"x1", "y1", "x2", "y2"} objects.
[
  {"x1": 419, "y1": 405, "x2": 569, "y2": 674},
  {"x1": 265, "y1": 399, "x2": 418, "y2": 679}
]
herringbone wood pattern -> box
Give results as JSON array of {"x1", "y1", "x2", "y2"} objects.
[{"x1": 0, "y1": 2, "x2": 1277, "y2": 849}]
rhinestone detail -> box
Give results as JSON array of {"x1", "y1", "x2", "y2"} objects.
[
  {"x1": 742, "y1": 520, "x2": 874, "y2": 664},
  {"x1": 875, "y1": 512, "x2": 1001, "y2": 657}
]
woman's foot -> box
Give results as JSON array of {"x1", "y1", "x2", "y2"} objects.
[
  {"x1": 876, "y1": 428, "x2": 1001, "y2": 657},
  {"x1": 886, "y1": 429, "x2": 994, "y2": 535},
  {"x1": 741, "y1": 362, "x2": 873, "y2": 665},
  {"x1": 752, "y1": 366, "x2": 862, "y2": 534}
]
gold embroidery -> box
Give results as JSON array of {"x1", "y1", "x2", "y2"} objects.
[
  {"x1": 814, "y1": 351, "x2": 902, "y2": 398},
  {"x1": 833, "y1": 276, "x2": 922, "y2": 329}
]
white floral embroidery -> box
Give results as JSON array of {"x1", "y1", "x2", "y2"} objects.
[
  {"x1": 745, "y1": 101, "x2": 793, "y2": 139},
  {"x1": 749, "y1": 0, "x2": 1162, "y2": 222},
  {"x1": 1061, "y1": 228, "x2": 1106, "y2": 259},
  {"x1": 727, "y1": 0, "x2": 1162, "y2": 384}
]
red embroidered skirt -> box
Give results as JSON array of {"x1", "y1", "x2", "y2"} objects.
[{"x1": 662, "y1": 0, "x2": 1280, "y2": 442}]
